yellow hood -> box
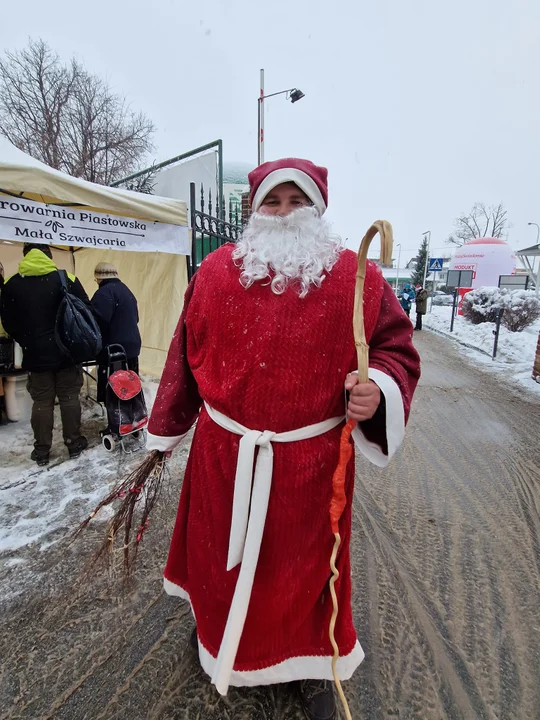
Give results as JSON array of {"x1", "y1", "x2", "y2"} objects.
[{"x1": 18, "y1": 249, "x2": 75, "y2": 281}]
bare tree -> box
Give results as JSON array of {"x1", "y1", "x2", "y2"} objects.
[
  {"x1": 0, "y1": 39, "x2": 155, "y2": 184},
  {"x1": 447, "y1": 203, "x2": 508, "y2": 247}
]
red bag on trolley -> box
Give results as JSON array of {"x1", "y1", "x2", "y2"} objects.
[{"x1": 107, "y1": 369, "x2": 148, "y2": 436}]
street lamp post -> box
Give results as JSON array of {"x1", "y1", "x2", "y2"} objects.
[
  {"x1": 257, "y1": 69, "x2": 305, "y2": 165},
  {"x1": 528, "y1": 221, "x2": 540, "y2": 245},
  {"x1": 394, "y1": 243, "x2": 402, "y2": 292},
  {"x1": 422, "y1": 230, "x2": 431, "y2": 289},
  {"x1": 258, "y1": 69, "x2": 265, "y2": 166}
]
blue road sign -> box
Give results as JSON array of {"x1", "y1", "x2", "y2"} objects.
[{"x1": 429, "y1": 258, "x2": 444, "y2": 271}]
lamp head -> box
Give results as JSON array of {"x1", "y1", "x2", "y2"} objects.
[{"x1": 289, "y1": 88, "x2": 305, "y2": 103}]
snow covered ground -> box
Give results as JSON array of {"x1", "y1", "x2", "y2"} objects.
[
  {"x1": 422, "y1": 304, "x2": 540, "y2": 395},
  {"x1": 0, "y1": 373, "x2": 160, "y2": 587}
]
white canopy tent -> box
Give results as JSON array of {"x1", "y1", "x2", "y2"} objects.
[
  {"x1": 0, "y1": 138, "x2": 191, "y2": 375},
  {"x1": 0, "y1": 137, "x2": 188, "y2": 228},
  {"x1": 516, "y1": 243, "x2": 540, "y2": 295}
]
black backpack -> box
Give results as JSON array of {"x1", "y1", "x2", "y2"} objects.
[{"x1": 55, "y1": 270, "x2": 102, "y2": 364}]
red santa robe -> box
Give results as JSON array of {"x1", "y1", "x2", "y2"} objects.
[{"x1": 147, "y1": 243, "x2": 420, "y2": 694}]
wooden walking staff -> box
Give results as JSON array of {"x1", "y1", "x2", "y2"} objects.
[{"x1": 328, "y1": 220, "x2": 393, "y2": 720}]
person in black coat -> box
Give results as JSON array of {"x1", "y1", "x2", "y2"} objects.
[
  {"x1": 0, "y1": 244, "x2": 89, "y2": 464},
  {"x1": 91, "y1": 263, "x2": 142, "y2": 404}
]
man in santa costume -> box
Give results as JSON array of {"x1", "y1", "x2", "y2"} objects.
[{"x1": 147, "y1": 158, "x2": 420, "y2": 720}]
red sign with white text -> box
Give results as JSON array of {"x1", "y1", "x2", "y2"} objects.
[{"x1": 457, "y1": 287, "x2": 473, "y2": 316}]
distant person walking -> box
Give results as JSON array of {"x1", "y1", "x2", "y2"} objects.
[
  {"x1": 91, "y1": 263, "x2": 141, "y2": 407},
  {"x1": 414, "y1": 285, "x2": 429, "y2": 330}
]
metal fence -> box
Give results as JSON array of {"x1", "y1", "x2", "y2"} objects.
[{"x1": 189, "y1": 182, "x2": 243, "y2": 278}]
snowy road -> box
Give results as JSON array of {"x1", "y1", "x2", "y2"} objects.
[
  {"x1": 348, "y1": 332, "x2": 540, "y2": 719},
  {"x1": 1, "y1": 331, "x2": 540, "y2": 719}
]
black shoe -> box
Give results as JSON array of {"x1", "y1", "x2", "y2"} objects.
[
  {"x1": 67, "y1": 436, "x2": 88, "y2": 459},
  {"x1": 298, "y1": 679, "x2": 335, "y2": 720},
  {"x1": 189, "y1": 627, "x2": 198, "y2": 651},
  {"x1": 30, "y1": 449, "x2": 50, "y2": 466}
]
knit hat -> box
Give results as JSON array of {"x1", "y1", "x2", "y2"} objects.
[
  {"x1": 94, "y1": 262, "x2": 118, "y2": 280},
  {"x1": 249, "y1": 158, "x2": 328, "y2": 215}
]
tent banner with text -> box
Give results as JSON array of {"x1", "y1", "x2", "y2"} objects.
[{"x1": 0, "y1": 196, "x2": 189, "y2": 255}]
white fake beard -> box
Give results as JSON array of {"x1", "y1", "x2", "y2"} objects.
[{"x1": 232, "y1": 206, "x2": 343, "y2": 298}]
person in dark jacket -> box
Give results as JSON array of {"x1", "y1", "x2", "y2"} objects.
[
  {"x1": 0, "y1": 261, "x2": 7, "y2": 424},
  {"x1": 414, "y1": 285, "x2": 429, "y2": 330},
  {"x1": 0, "y1": 261, "x2": 5, "y2": 334},
  {"x1": 91, "y1": 263, "x2": 141, "y2": 405},
  {"x1": 0, "y1": 244, "x2": 89, "y2": 465}
]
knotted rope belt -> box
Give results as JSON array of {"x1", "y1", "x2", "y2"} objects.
[{"x1": 203, "y1": 402, "x2": 344, "y2": 695}]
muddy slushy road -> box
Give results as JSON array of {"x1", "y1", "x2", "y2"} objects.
[{"x1": 1, "y1": 330, "x2": 540, "y2": 720}]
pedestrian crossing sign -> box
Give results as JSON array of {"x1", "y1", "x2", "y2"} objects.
[{"x1": 429, "y1": 258, "x2": 444, "y2": 271}]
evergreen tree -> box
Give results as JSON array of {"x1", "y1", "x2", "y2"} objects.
[
  {"x1": 122, "y1": 169, "x2": 157, "y2": 195},
  {"x1": 411, "y1": 236, "x2": 429, "y2": 287}
]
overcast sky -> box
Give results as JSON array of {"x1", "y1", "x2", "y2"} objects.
[{"x1": 2, "y1": 0, "x2": 539, "y2": 262}]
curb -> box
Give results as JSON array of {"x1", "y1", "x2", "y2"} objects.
[{"x1": 423, "y1": 325, "x2": 493, "y2": 359}]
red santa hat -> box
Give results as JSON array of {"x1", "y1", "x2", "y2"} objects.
[{"x1": 248, "y1": 158, "x2": 328, "y2": 215}]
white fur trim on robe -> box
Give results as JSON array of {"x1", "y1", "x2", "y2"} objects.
[
  {"x1": 351, "y1": 368, "x2": 405, "y2": 468},
  {"x1": 146, "y1": 432, "x2": 186, "y2": 453},
  {"x1": 163, "y1": 577, "x2": 364, "y2": 688}
]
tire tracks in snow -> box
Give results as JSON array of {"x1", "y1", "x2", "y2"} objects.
[{"x1": 353, "y1": 479, "x2": 489, "y2": 719}]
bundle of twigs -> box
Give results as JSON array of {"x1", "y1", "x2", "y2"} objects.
[{"x1": 73, "y1": 450, "x2": 168, "y2": 580}]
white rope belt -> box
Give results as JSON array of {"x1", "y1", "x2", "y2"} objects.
[{"x1": 203, "y1": 401, "x2": 345, "y2": 695}]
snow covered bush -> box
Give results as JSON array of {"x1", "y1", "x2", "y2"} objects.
[
  {"x1": 461, "y1": 287, "x2": 503, "y2": 324},
  {"x1": 461, "y1": 287, "x2": 540, "y2": 331},
  {"x1": 500, "y1": 290, "x2": 540, "y2": 332}
]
